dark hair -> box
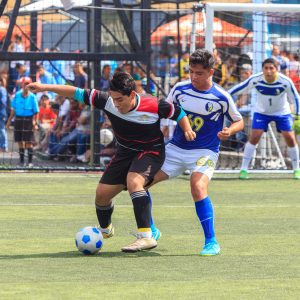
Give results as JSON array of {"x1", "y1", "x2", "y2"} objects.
[
  {"x1": 189, "y1": 49, "x2": 215, "y2": 69},
  {"x1": 40, "y1": 94, "x2": 50, "y2": 100},
  {"x1": 109, "y1": 72, "x2": 136, "y2": 96},
  {"x1": 262, "y1": 58, "x2": 278, "y2": 68}
]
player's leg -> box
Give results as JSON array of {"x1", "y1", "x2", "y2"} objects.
[
  {"x1": 146, "y1": 190, "x2": 161, "y2": 241},
  {"x1": 240, "y1": 113, "x2": 269, "y2": 179},
  {"x1": 95, "y1": 182, "x2": 125, "y2": 238},
  {"x1": 15, "y1": 118, "x2": 25, "y2": 165},
  {"x1": 96, "y1": 152, "x2": 131, "y2": 238},
  {"x1": 240, "y1": 129, "x2": 264, "y2": 179},
  {"x1": 281, "y1": 130, "x2": 299, "y2": 179},
  {"x1": 276, "y1": 114, "x2": 300, "y2": 179},
  {"x1": 121, "y1": 151, "x2": 165, "y2": 252},
  {"x1": 189, "y1": 150, "x2": 220, "y2": 256},
  {"x1": 146, "y1": 143, "x2": 186, "y2": 241}
]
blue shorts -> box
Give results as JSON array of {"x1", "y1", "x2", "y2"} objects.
[{"x1": 252, "y1": 112, "x2": 293, "y2": 132}]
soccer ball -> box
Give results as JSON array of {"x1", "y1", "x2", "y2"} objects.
[
  {"x1": 100, "y1": 129, "x2": 114, "y2": 146},
  {"x1": 75, "y1": 226, "x2": 103, "y2": 255}
]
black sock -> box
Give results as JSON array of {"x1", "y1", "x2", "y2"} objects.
[
  {"x1": 130, "y1": 190, "x2": 151, "y2": 229},
  {"x1": 19, "y1": 148, "x2": 25, "y2": 164},
  {"x1": 27, "y1": 148, "x2": 33, "y2": 163},
  {"x1": 95, "y1": 203, "x2": 114, "y2": 228}
]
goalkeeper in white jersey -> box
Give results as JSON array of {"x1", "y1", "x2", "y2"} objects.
[{"x1": 229, "y1": 58, "x2": 300, "y2": 179}]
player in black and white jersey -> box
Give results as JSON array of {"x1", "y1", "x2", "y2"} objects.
[{"x1": 27, "y1": 72, "x2": 196, "y2": 252}]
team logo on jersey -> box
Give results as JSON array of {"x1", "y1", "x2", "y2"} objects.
[
  {"x1": 276, "y1": 89, "x2": 281, "y2": 95},
  {"x1": 138, "y1": 115, "x2": 150, "y2": 121},
  {"x1": 205, "y1": 102, "x2": 214, "y2": 113}
]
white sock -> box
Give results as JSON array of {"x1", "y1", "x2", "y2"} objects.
[
  {"x1": 287, "y1": 145, "x2": 299, "y2": 170},
  {"x1": 138, "y1": 230, "x2": 152, "y2": 239},
  {"x1": 241, "y1": 142, "x2": 257, "y2": 170}
]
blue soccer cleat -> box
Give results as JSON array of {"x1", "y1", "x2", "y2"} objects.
[
  {"x1": 200, "y1": 241, "x2": 220, "y2": 256},
  {"x1": 151, "y1": 227, "x2": 162, "y2": 241}
]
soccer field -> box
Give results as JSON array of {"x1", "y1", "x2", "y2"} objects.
[{"x1": 0, "y1": 173, "x2": 299, "y2": 300}]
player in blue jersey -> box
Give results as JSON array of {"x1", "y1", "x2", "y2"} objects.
[
  {"x1": 150, "y1": 49, "x2": 244, "y2": 255},
  {"x1": 229, "y1": 58, "x2": 300, "y2": 179}
]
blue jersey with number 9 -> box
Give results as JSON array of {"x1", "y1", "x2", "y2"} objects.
[{"x1": 165, "y1": 80, "x2": 242, "y2": 153}]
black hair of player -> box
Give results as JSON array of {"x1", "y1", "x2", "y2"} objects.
[
  {"x1": 262, "y1": 58, "x2": 278, "y2": 68},
  {"x1": 189, "y1": 49, "x2": 215, "y2": 70},
  {"x1": 109, "y1": 72, "x2": 136, "y2": 96}
]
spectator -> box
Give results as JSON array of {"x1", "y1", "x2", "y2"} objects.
[
  {"x1": 288, "y1": 53, "x2": 300, "y2": 81},
  {"x1": 47, "y1": 95, "x2": 70, "y2": 156},
  {"x1": 180, "y1": 52, "x2": 189, "y2": 79},
  {"x1": 45, "y1": 47, "x2": 66, "y2": 85},
  {"x1": 272, "y1": 44, "x2": 289, "y2": 76},
  {"x1": 223, "y1": 55, "x2": 239, "y2": 90},
  {"x1": 37, "y1": 64, "x2": 57, "y2": 100},
  {"x1": 99, "y1": 64, "x2": 112, "y2": 92},
  {"x1": 235, "y1": 63, "x2": 253, "y2": 150},
  {"x1": 15, "y1": 63, "x2": 29, "y2": 92},
  {"x1": 212, "y1": 47, "x2": 226, "y2": 86},
  {"x1": 6, "y1": 77, "x2": 39, "y2": 166},
  {"x1": 0, "y1": 76, "x2": 8, "y2": 152},
  {"x1": 73, "y1": 62, "x2": 88, "y2": 89},
  {"x1": 50, "y1": 105, "x2": 90, "y2": 162},
  {"x1": 35, "y1": 94, "x2": 57, "y2": 151},
  {"x1": 7, "y1": 34, "x2": 25, "y2": 94},
  {"x1": 154, "y1": 51, "x2": 167, "y2": 89},
  {"x1": 48, "y1": 99, "x2": 81, "y2": 159}
]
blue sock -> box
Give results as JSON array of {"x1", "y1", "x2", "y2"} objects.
[
  {"x1": 146, "y1": 190, "x2": 157, "y2": 232},
  {"x1": 195, "y1": 196, "x2": 216, "y2": 244}
]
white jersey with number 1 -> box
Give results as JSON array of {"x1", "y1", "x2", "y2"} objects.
[{"x1": 229, "y1": 72, "x2": 300, "y2": 116}]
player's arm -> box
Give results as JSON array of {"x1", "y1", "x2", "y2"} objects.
[
  {"x1": 26, "y1": 83, "x2": 109, "y2": 109},
  {"x1": 218, "y1": 119, "x2": 244, "y2": 140},
  {"x1": 27, "y1": 83, "x2": 76, "y2": 98},
  {"x1": 158, "y1": 100, "x2": 196, "y2": 141},
  {"x1": 5, "y1": 107, "x2": 15, "y2": 129},
  {"x1": 286, "y1": 78, "x2": 300, "y2": 134},
  {"x1": 218, "y1": 94, "x2": 244, "y2": 140},
  {"x1": 228, "y1": 75, "x2": 255, "y2": 96}
]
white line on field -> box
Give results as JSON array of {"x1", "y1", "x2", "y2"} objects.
[{"x1": 0, "y1": 204, "x2": 299, "y2": 208}]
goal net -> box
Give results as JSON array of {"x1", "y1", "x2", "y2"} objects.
[{"x1": 191, "y1": 3, "x2": 300, "y2": 172}]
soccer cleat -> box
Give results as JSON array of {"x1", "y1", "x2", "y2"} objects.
[
  {"x1": 293, "y1": 169, "x2": 300, "y2": 180},
  {"x1": 239, "y1": 169, "x2": 249, "y2": 180},
  {"x1": 99, "y1": 225, "x2": 114, "y2": 239},
  {"x1": 200, "y1": 242, "x2": 220, "y2": 256},
  {"x1": 121, "y1": 236, "x2": 157, "y2": 252},
  {"x1": 151, "y1": 228, "x2": 161, "y2": 241}
]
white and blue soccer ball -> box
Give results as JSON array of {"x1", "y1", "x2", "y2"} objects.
[{"x1": 75, "y1": 226, "x2": 103, "y2": 255}]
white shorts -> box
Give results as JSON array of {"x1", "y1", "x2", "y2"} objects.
[{"x1": 161, "y1": 143, "x2": 219, "y2": 180}]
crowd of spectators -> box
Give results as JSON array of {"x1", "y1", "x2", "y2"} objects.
[{"x1": 1, "y1": 33, "x2": 300, "y2": 165}]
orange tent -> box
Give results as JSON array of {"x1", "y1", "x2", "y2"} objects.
[
  {"x1": 0, "y1": 18, "x2": 42, "y2": 50},
  {"x1": 151, "y1": 13, "x2": 252, "y2": 48}
]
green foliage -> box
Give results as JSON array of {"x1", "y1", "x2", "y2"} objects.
[{"x1": 0, "y1": 173, "x2": 299, "y2": 299}]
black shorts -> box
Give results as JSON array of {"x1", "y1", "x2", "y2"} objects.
[
  {"x1": 14, "y1": 116, "x2": 33, "y2": 143},
  {"x1": 100, "y1": 146, "x2": 165, "y2": 186}
]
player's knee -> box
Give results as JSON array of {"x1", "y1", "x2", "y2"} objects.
[
  {"x1": 191, "y1": 182, "x2": 207, "y2": 200},
  {"x1": 95, "y1": 187, "x2": 111, "y2": 206},
  {"x1": 126, "y1": 173, "x2": 145, "y2": 193}
]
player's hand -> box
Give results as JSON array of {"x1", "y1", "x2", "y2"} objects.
[
  {"x1": 217, "y1": 127, "x2": 231, "y2": 140},
  {"x1": 26, "y1": 82, "x2": 45, "y2": 93},
  {"x1": 293, "y1": 115, "x2": 300, "y2": 135},
  {"x1": 184, "y1": 130, "x2": 196, "y2": 141}
]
